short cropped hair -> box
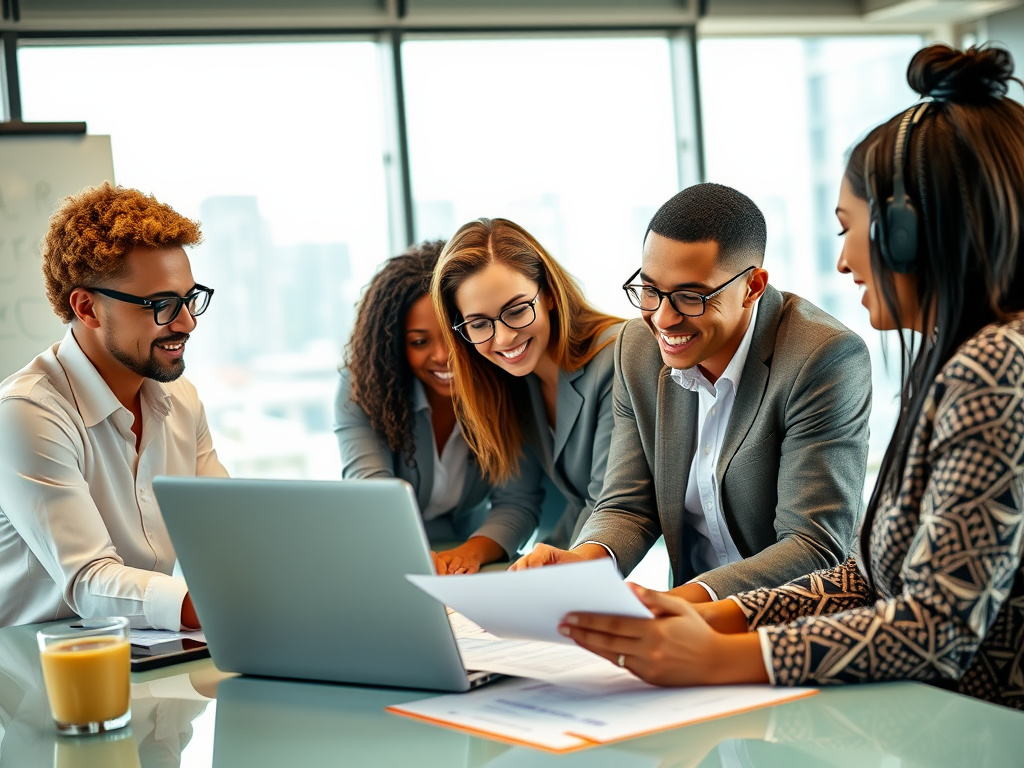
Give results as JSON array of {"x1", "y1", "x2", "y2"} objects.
[
  {"x1": 42, "y1": 183, "x2": 202, "y2": 323},
  {"x1": 647, "y1": 183, "x2": 767, "y2": 269}
]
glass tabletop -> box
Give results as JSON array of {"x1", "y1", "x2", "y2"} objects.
[{"x1": 1, "y1": 622, "x2": 1021, "y2": 768}]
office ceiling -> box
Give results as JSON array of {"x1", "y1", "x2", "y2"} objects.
[{"x1": 1, "y1": 0, "x2": 1019, "y2": 33}]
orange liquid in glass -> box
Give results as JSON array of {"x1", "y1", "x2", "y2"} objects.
[{"x1": 40, "y1": 636, "x2": 130, "y2": 724}]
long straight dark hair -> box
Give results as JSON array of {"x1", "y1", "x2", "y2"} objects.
[{"x1": 846, "y1": 44, "x2": 1024, "y2": 580}]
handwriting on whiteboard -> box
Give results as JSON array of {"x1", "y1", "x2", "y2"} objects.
[{"x1": 0, "y1": 134, "x2": 114, "y2": 378}]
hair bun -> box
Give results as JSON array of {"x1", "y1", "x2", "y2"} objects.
[{"x1": 908, "y1": 44, "x2": 1016, "y2": 103}]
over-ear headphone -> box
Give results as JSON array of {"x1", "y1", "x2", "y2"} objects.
[{"x1": 865, "y1": 102, "x2": 929, "y2": 274}]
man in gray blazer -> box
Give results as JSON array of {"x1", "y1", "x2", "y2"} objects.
[{"x1": 513, "y1": 183, "x2": 871, "y2": 602}]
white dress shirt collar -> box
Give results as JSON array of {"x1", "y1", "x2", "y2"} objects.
[
  {"x1": 670, "y1": 299, "x2": 760, "y2": 398},
  {"x1": 0, "y1": 329, "x2": 228, "y2": 630},
  {"x1": 56, "y1": 327, "x2": 172, "y2": 428},
  {"x1": 410, "y1": 378, "x2": 469, "y2": 521}
]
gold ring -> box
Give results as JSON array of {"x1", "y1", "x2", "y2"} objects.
[{"x1": 617, "y1": 654, "x2": 626, "y2": 668}]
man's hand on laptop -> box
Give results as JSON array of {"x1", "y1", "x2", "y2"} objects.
[
  {"x1": 180, "y1": 592, "x2": 201, "y2": 630},
  {"x1": 508, "y1": 542, "x2": 610, "y2": 571},
  {"x1": 433, "y1": 536, "x2": 505, "y2": 575}
]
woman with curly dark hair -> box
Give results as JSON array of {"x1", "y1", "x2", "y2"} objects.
[{"x1": 334, "y1": 241, "x2": 537, "y2": 573}]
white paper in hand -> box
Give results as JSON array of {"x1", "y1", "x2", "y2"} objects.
[{"x1": 406, "y1": 559, "x2": 653, "y2": 644}]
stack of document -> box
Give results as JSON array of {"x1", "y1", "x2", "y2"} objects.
[
  {"x1": 129, "y1": 629, "x2": 207, "y2": 647},
  {"x1": 449, "y1": 610, "x2": 645, "y2": 693},
  {"x1": 407, "y1": 558, "x2": 653, "y2": 645},
  {"x1": 398, "y1": 561, "x2": 816, "y2": 752},
  {"x1": 411, "y1": 560, "x2": 654, "y2": 690},
  {"x1": 389, "y1": 678, "x2": 815, "y2": 752}
]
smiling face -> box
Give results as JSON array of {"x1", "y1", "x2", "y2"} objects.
[
  {"x1": 639, "y1": 232, "x2": 766, "y2": 381},
  {"x1": 98, "y1": 246, "x2": 199, "y2": 383},
  {"x1": 453, "y1": 262, "x2": 553, "y2": 377},
  {"x1": 836, "y1": 176, "x2": 919, "y2": 331},
  {"x1": 405, "y1": 294, "x2": 454, "y2": 399}
]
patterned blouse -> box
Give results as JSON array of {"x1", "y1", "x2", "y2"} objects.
[{"x1": 733, "y1": 319, "x2": 1024, "y2": 709}]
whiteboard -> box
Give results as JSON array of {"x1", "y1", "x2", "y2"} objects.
[{"x1": 0, "y1": 134, "x2": 115, "y2": 380}]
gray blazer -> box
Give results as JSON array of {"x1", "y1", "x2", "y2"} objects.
[
  {"x1": 334, "y1": 369, "x2": 540, "y2": 544},
  {"x1": 576, "y1": 287, "x2": 871, "y2": 597},
  {"x1": 473, "y1": 324, "x2": 624, "y2": 556}
]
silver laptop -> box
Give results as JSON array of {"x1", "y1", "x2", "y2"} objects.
[{"x1": 152, "y1": 476, "x2": 499, "y2": 692}]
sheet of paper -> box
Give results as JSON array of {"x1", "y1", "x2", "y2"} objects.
[
  {"x1": 391, "y1": 679, "x2": 590, "y2": 751},
  {"x1": 410, "y1": 559, "x2": 652, "y2": 644},
  {"x1": 389, "y1": 677, "x2": 817, "y2": 753},
  {"x1": 493, "y1": 682, "x2": 815, "y2": 743},
  {"x1": 129, "y1": 629, "x2": 207, "y2": 647},
  {"x1": 450, "y1": 609, "x2": 630, "y2": 686},
  {"x1": 457, "y1": 635, "x2": 619, "y2": 680},
  {"x1": 448, "y1": 610, "x2": 501, "y2": 642}
]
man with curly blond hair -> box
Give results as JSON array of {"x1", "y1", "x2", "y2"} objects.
[{"x1": 0, "y1": 183, "x2": 226, "y2": 630}]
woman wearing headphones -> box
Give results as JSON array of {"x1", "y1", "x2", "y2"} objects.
[
  {"x1": 431, "y1": 219, "x2": 623, "y2": 575},
  {"x1": 558, "y1": 44, "x2": 1024, "y2": 710},
  {"x1": 335, "y1": 241, "x2": 538, "y2": 573}
]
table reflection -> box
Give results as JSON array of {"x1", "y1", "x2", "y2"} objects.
[
  {"x1": 618, "y1": 682, "x2": 1024, "y2": 768},
  {"x1": 0, "y1": 626, "x2": 211, "y2": 768},
  {"x1": 5, "y1": 618, "x2": 1024, "y2": 768},
  {"x1": 212, "y1": 676, "x2": 509, "y2": 768},
  {"x1": 211, "y1": 674, "x2": 1024, "y2": 768}
]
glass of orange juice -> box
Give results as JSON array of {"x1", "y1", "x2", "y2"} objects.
[{"x1": 37, "y1": 617, "x2": 131, "y2": 735}]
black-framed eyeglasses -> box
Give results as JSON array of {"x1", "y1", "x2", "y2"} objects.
[
  {"x1": 452, "y1": 291, "x2": 541, "y2": 344},
  {"x1": 622, "y1": 266, "x2": 755, "y2": 317},
  {"x1": 88, "y1": 284, "x2": 215, "y2": 326}
]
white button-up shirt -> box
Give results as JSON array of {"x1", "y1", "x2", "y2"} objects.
[
  {"x1": 0, "y1": 328, "x2": 227, "y2": 630},
  {"x1": 671, "y1": 300, "x2": 760, "y2": 600},
  {"x1": 411, "y1": 380, "x2": 470, "y2": 522}
]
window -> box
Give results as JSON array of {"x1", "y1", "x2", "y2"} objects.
[
  {"x1": 402, "y1": 36, "x2": 685, "y2": 316},
  {"x1": 19, "y1": 40, "x2": 392, "y2": 479},
  {"x1": 16, "y1": 32, "x2": 932, "y2": 587},
  {"x1": 698, "y1": 35, "x2": 925, "y2": 483}
]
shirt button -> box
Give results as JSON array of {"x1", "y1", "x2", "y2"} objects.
[
  {"x1": 138, "y1": 488, "x2": 147, "y2": 498},
  {"x1": 705, "y1": 445, "x2": 711, "y2": 455},
  {"x1": 705, "y1": 501, "x2": 713, "y2": 511},
  {"x1": 711, "y1": 407, "x2": 717, "y2": 415}
]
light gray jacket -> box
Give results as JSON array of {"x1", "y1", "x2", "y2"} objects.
[
  {"x1": 334, "y1": 370, "x2": 541, "y2": 545},
  {"x1": 474, "y1": 324, "x2": 624, "y2": 554},
  {"x1": 576, "y1": 287, "x2": 871, "y2": 597}
]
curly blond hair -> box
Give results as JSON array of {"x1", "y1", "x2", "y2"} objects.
[{"x1": 42, "y1": 183, "x2": 203, "y2": 323}]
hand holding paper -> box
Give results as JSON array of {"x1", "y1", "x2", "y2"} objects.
[
  {"x1": 560, "y1": 584, "x2": 773, "y2": 688},
  {"x1": 400, "y1": 561, "x2": 816, "y2": 754},
  {"x1": 407, "y1": 559, "x2": 652, "y2": 644}
]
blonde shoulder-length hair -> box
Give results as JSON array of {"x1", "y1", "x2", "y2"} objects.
[{"x1": 431, "y1": 218, "x2": 621, "y2": 485}]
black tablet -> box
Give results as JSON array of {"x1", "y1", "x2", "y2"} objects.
[{"x1": 130, "y1": 637, "x2": 210, "y2": 671}]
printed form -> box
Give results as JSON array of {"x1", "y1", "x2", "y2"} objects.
[
  {"x1": 389, "y1": 677, "x2": 816, "y2": 753},
  {"x1": 409, "y1": 559, "x2": 652, "y2": 644},
  {"x1": 449, "y1": 610, "x2": 644, "y2": 692},
  {"x1": 395, "y1": 562, "x2": 816, "y2": 752}
]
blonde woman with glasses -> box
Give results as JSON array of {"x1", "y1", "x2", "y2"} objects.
[{"x1": 430, "y1": 219, "x2": 622, "y2": 575}]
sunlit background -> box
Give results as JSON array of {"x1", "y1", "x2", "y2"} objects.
[
  {"x1": 14, "y1": 33, "x2": 928, "y2": 626},
  {"x1": 21, "y1": 34, "x2": 919, "y2": 484},
  {"x1": 7, "y1": 7, "x2": 1022, "y2": 758}
]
